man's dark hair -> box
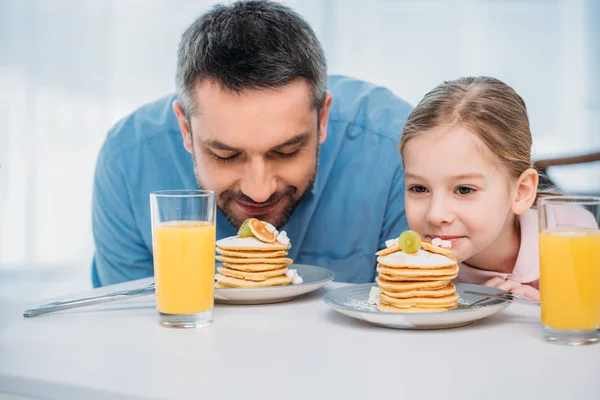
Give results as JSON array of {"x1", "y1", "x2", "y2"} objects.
[{"x1": 176, "y1": 0, "x2": 327, "y2": 116}]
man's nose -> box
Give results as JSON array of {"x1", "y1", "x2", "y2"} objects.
[{"x1": 239, "y1": 158, "x2": 278, "y2": 203}]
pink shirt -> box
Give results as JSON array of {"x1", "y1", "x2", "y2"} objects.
[{"x1": 455, "y1": 206, "x2": 598, "y2": 289}]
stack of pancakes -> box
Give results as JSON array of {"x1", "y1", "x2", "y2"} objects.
[
  {"x1": 215, "y1": 236, "x2": 293, "y2": 288},
  {"x1": 375, "y1": 243, "x2": 459, "y2": 312}
]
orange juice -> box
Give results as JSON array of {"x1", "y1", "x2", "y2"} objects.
[
  {"x1": 153, "y1": 221, "x2": 216, "y2": 314},
  {"x1": 540, "y1": 229, "x2": 600, "y2": 330}
]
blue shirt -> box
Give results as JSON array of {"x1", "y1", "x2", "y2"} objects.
[{"x1": 92, "y1": 75, "x2": 412, "y2": 287}]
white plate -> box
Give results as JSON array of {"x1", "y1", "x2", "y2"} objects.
[
  {"x1": 323, "y1": 283, "x2": 510, "y2": 330},
  {"x1": 215, "y1": 264, "x2": 334, "y2": 305}
]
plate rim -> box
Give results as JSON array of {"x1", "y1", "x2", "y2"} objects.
[
  {"x1": 323, "y1": 282, "x2": 510, "y2": 316},
  {"x1": 215, "y1": 263, "x2": 335, "y2": 293}
]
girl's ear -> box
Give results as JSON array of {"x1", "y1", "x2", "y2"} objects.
[{"x1": 512, "y1": 168, "x2": 539, "y2": 215}]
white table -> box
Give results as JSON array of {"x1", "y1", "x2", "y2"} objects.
[{"x1": 1, "y1": 278, "x2": 599, "y2": 400}]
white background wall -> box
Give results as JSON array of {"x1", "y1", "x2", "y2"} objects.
[{"x1": 1, "y1": 0, "x2": 599, "y2": 274}]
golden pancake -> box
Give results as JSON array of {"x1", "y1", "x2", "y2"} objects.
[
  {"x1": 378, "y1": 272, "x2": 458, "y2": 282},
  {"x1": 215, "y1": 273, "x2": 292, "y2": 288},
  {"x1": 373, "y1": 232, "x2": 460, "y2": 313},
  {"x1": 377, "y1": 302, "x2": 458, "y2": 313},
  {"x1": 380, "y1": 292, "x2": 459, "y2": 308},
  {"x1": 377, "y1": 264, "x2": 458, "y2": 277},
  {"x1": 381, "y1": 283, "x2": 456, "y2": 299},
  {"x1": 216, "y1": 248, "x2": 288, "y2": 258},
  {"x1": 216, "y1": 236, "x2": 290, "y2": 251},
  {"x1": 217, "y1": 266, "x2": 288, "y2": 281},
  {"x1": 216, "y1": 255, "x2": 293, "y2": 264},
  {"x1": 222, "y1": 262, "x2": 287, "y2": 272},
  {"x1": 378, "y1": 249, "x2": 455, "y2": 269},
  {"x1": 421, "y1": 241, "x2": 453, "y2": 256},
  {"x1": 375, "y1": 244, "x2": 401, "y2": 257},
  {"x1": 376, "y1": 277, "x2": 450, "y2": 292}
]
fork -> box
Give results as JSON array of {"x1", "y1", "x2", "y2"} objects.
[{"x1": 464, "y1": 290, "x2": 540, "y2": 306}]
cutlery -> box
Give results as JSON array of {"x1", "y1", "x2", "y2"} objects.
[
  {"x1": 464, "y1": 290, "x2": 540, "y2": 307},
  {"x1": 23, "y1": 283, "x2": 157, "y2": 318}
]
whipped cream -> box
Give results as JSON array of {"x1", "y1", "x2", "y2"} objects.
[
  {"x1": 367, "y1": 286, "x2": 381, "y2": 305},
  {"x1": 378, "y1": 249, "x2": 455, "y2": 267},
  {"x1": 265, "y1": 223, "x2": 277, "y2": 233},
  {"x1": 432, "y1": 237, "x2": 451, "y2": 248},
  {"x1": 277, "y1": 230, "x2": 290, "y2": 246},
  {"x1": 385, "y1": 239, "x2": 398, "y2": 248},
  {"x1": 286, "y1": 269, "x2": 303, "y2": 284}
]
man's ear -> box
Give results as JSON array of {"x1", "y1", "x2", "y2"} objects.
[
  {"x1": 173, "y1": 100, "x2": 192, "y2": 153},
  {"x1": 512, "y1": 168, "x2": 539, "y2": 215},
  {"x1": 318, "y1": 91, "x2": 333, "y2": 145}
]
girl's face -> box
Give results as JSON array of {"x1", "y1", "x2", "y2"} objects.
[{"x1": 402, "y1": 125, "x2": 517, "y2": 264}]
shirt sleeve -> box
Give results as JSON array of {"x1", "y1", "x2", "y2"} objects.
[
  {"x1": 379, "y1": 165, "x2": 409, "y2": 250},
  {"x1": 91, "y1": 148, "x2": 153, "y2": 287}
]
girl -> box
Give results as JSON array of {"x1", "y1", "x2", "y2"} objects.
[{"x1": 399, "y1": 76, "x2": 556, "y2": 302}]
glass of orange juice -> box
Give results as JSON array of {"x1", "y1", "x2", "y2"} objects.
[
  {"x1": 150, "y1": 190, "x2": 216, "y2": 328},
  {"x1": 538, "y1": 195, "x2": 600, "y2": 345}
]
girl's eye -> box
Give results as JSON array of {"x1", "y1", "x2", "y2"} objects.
[
  {"x1": 409, "y1": 185, "x2": 428, "y2": 193},
  {"x1": 456, "y1": 186, "x2": 475, "y2": 195}
]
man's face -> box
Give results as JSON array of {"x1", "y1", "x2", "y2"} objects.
[{"x1": 174, "y1": 79, "x2": 332, "y2": 229}]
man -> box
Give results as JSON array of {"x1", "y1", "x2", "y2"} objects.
[{"x1": 92, "y1": 0, "x2": 412, "y2": 287}]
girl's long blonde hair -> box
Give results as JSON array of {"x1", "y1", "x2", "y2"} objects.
[{"x1": 399, "y1": 76, "x2": 558, "y2": 204}]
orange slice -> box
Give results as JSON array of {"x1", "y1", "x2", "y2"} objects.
[{"x1": 249, "y1": 219, "x2": 277, "y2": 243}]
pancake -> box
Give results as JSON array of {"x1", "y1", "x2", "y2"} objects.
[
  {"x1": 376, "y1": 277, "x2": 450, "y2": 292},
  {"x1": 217, "y1": 266, "x2": 288, "y2": 282},
  {"x1": 421, "y1": 241, "x2": 453, "y2": 256},
  {"x1": 375, "y1": 244, "x2": 401, "y2": 257},
  {"x1": 222, "y1": 262, "x2": 287, "y2": 272},
  {"x1": 216, "y1": 248, "x2": 288, "y2": 258},
  {"x1": 378, "y1": 272, "x2": 458, "y2": 282},
  {"x1": 215, "y1": 222, "x2": 298, "y2": 288},
  {"x1": 377, "y1": 302, "x2": 458, "y2": 313},
  {"x1": 216, "y1": 236, "x2": 290, "y2": 251},
  {"x1": 372, "y1": 234, "x2": 459, "y2": 313},
  {"x1": 379, "y1": 292, "x2": 459, "y2": 308},
  {"x1": 216, "y1": 255, "x2": 293, "y2": 264},
  {"x1": 380, "y1": 283, "x2": 456, "y2": 299},
  {"x1": 215, "y1": 274, "x2": 292, "y2": 288},
  {"x1": 377, "y1": 264, "x2": 458, "y2": 278}
]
